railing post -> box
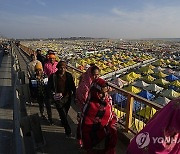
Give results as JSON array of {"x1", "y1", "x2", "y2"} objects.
[{"x1": 125, "y1": 93, "x2": 134, "y2": 132}]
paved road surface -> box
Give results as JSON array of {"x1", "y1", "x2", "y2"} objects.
[{"x1": 0, "y1": 47, "x2": 13, "y2": 154}]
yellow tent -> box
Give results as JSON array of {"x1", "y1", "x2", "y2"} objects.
[
  {"x1": 112, "y1": 107, "x2": 125, "y2": 118},
  {"x1": 171, "y1": 80, "x2": 180, "y2": 87},
  {"x1": 104, "y1": 68, "x2": 112, "y2": 73},
  {"x1": 164, "y1": 59, "x2": 171, "y2": 64},
  {"x1": 153, "y1": 61, "x2": 163, "y2": 66},
  {"x1": 132, "y1": 118, "x2": 146, "y2": 132},
  {"x1": 155, "y1": 79, "x2": 170, "y2": 86},
  {"x1": 112, "y1": 66, "x2": 118, "y2": 71},
  {"x1": 140, "y1": 67, "x2": 154, "y2": 75},
  {"x1": 172, "y1": 60, "x2": 178, "y2": 65},
  {"x1": 122, "y1": 74, "x2": 134, "y2": 83},
  {"x1": 123, "y1": 85, "x2": 141, "y2": 94},
  {"x1": 128, "y1": 72, "x2": 141, "y2": 79},
  {"x1": 155, "y1": 71, "x2": 167, "y2": 78},
  {"x1": 137, "y1": 106, "x2": 157, "y2": 120},
  {"x1": 147, "y1": 64, "x2": 155, "y2": 69},
  {"x1": 143, "y1": 75, "x2": 155, "y2": 83},
  {"x1": 100, "y1": 70, "x2": 106, "y2": 75}
]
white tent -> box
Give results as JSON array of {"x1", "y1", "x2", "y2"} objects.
[
  {"x1": 133, "y1": 80, "x2": 149, "y2": 89},
  {"x1": 154, "y1": 96, "x2": 171, "y2": 106},
  {"x1": 145, "y1": 84, "x2": 164, "y2": 93}
]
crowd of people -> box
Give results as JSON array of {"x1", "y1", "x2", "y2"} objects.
[
  {"x1": 27, "y1": 49, "x2": 180, "y2": 154},
  {"x1": 27, "y1": 49, "x2": 118, "y2": 153}
]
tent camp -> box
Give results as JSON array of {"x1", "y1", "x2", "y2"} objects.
[
  {"x1": 133, "y1": 80, "x2": 149, "y2": 89},
  {"x1": 145, "y1": 84, "x2": 164, "y2": 93},
  {"x1": 161, "y1": 89, "x2": 180, "y2": 99},
  {"x1": 123, "y1": 85, "x2": 141, "y2": 94},
  {"x1": 138, "y1": 90, "x2": 155, "y2": 100},
  {"x1": 154, "y1": 96, "x2": 171, "y2": 106},
  {"x1": 166, "y1": 74, "x2": 179, "y2": 82}
]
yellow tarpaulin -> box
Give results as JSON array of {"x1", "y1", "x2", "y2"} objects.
[
  {"x1": 137, "y1": 106, "x2": 157, "y2": 120},
  {"x1": 123, "y1": 85, "x2": 141, "y2": 94},
  {"x1": 171, "y1": 80, "x2": 180, "y2": 87}
]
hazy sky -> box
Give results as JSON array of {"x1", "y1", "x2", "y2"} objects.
[{"x1": 0, "y1": 0, "x2": 180, "y2": 39}]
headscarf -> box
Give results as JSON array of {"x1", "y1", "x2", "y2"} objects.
[
  {"x1": 76, "y1": 66, "x2": 94, "y2": 110},
  {"x1": 35, "y1": 62, "x2": 43, "y2": 70},
  {"x1": 49, "y1": 53, "x2": 56, "y2": 59}
]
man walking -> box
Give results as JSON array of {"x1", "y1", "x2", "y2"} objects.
[{"x1": 48, "y1": 61, "x2": 76, "y2": 137}]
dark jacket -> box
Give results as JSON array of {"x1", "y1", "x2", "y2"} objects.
[
  {"x1": 48, "y1": 71, "x2": 76, "y2": 99},
  {"x1": 29, "y1": 74, "x2": 48, "y2": 99},
  {"x1": 37, "y1": 54, "x2": 45, "y2": 66}
]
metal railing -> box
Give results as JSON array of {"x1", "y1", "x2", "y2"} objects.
[
  {"x1": 12, "y1": 44, "x2": 25, "y2": 154},
  {"x1": 19, "y1": 45, "x2": 163, "y2": 135}
]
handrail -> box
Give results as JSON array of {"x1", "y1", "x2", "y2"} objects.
[
  {"x1": 12, "y1": 44, "x2": 25, "y2": 154},
  {"x1": 19, "y1": 44, "x2": 163, "y2": 134}
]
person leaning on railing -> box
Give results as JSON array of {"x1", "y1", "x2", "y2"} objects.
[{"x1": 77, "y1": 78, "x2": 118, "y2": 153}]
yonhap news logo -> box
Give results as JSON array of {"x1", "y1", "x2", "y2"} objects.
[
  {"x1": 136, "y1": 132, "x2": 150, "y2": 149},
  {"x1": 136, "y1": 132, "x2": 180, "y2": 149}
]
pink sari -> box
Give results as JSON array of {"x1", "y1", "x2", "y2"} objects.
[
  {"x1": 127, "y1": 97, "x2": 180, "y2": 154},
  {"x1": 76, "y1": 67, "x2": 93, "y2": 110}
]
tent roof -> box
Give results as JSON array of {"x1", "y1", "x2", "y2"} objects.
[
  {"x1": 123, "y1": 85, "x2": 141, "y2": 94},
  {"x1": 137, "y1": 106, "x2": 157, "y2": 120},
  {"x1": 166, "y1": 74, "x2": 179, "y2": 81},
  {"x1": 155, "y1": 79, "x2": 170, "y2": 85},
  {"x1": 138, "y1": 90, "x2": 155, "y2": 100},
  {"x1": 133, "y1": 80, "x2": 149, "y2": 88},
  {"x1": 155, "y1": 71, "x2": 167, "y2": 78},
  {"x1": 154, "y1": 96, "x2": 171, "y2": 106},
  {"x1": 161, "y1": 89, "x2": 180, "y2": 99},
  {"x1": 145, "y1": 84, "x2": 164, "y2": 92},
  {"x1": 128, "y1": 72, "x2": 141, "y2": 79},
  {"x1": 171, "y1": 80, "x2": 180, "y2": 87},
  {"x1": 143, "y1": 75, "x2": 155, "y2": 82}
]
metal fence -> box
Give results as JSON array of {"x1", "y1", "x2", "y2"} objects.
[{"x1": 12, "y1": 44, "x2": 25, "y2": 154}]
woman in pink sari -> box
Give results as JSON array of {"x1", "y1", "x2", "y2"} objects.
[
  {"x1": 76, "y1": 65, "x2": 100, "y2": 110},
  {"x1": 127, "y1": 97, "x2": 180, "y2": 154}
]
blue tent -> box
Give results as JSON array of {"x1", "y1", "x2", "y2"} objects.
[
  {"x1": 101, "y1": 57, "x2": 107, "y2": 61},
  {"x1": 112, "y1": 93, "x2": 145, "y2": 112},
  {"x1": 138, "y1": 90, "x2": 155, "y2": 100},
  {"x1": 166, "y1": 74, "x2": 179, "y2": 82},
  {"x1": 169, "y1": 85, "x2": 179, "y2": 91},
  {"x1": 133, "y1": 101, "x2": 145, "y2": 112},
  {"x1": 112, "y1": 93, "x2": 127, "y2": 108}
]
